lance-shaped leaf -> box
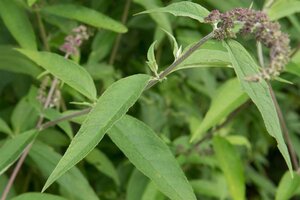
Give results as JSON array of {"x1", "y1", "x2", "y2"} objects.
[
  {"x1": 11, "y1": 193, "x2": 67, "y2": 200},
  {"x1": 17, "y1": 49, "x2": 97, "y2": 101},
  {"x1": 29, "y1": 142, "x2": 98, "y2": 200},
  {"x1": 108, "y1": 115, "x2": 197, "y2": 200},
  {"x1": 42, "y1": 74, "x2": 150, "y2": 191},
  {"x1": 42, "y1": 4, "x2": 127, "y2": 33},
  {"x1": 0, "y1": 130, "x2": 37, "y2": 175},
  {"x1": 138, "y1": 2, "x2": 209, "y2": 23},
  {"x1": 213, "y1": 136, "x2": 245, "y2": 200},
  {"x1": 224, "y1": 40, "x2": 293, "y2": 174},
  {"x1": 146, "y1": 41, "x2": 158, "y2": 76},
  {"x1": 191, "y1": 78, "x2": 248, "y2": 141},
  {"x1": 0, "y1": 0, "x2": 37, "y2": 50}
]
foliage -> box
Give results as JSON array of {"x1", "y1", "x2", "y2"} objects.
[{"x1": 1, "y1": 0, "x2": 300, "y2": 200}]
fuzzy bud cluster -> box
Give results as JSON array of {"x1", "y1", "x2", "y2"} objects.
[
  {"x1": 60, "y1": 25, "x2": 90, "y2": 57},
  {"x1": 204, "y1": 8, "x2": 290, "y2": 81}
]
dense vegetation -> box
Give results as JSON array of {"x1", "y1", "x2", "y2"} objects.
[{"x1": 1, "y1": 0, "x2": 300, "y2": 199}]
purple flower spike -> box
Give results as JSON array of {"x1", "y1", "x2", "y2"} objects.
[
  {"x1": 204, "y1": 8, "x2": 290, "y2": 81},
  {"x1": 60, "y1": 25, "x2": 90, "y2": 57}
]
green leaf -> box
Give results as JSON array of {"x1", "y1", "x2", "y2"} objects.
[
  {"x1": 146, "y1": 41, "x2": 158, "y2": 75},
  {"x1": 0, "y1": 118, "x2": 13, "y2": 136},
  {"x1": 0, "y1": 0, "x2": 37, "y2": 50},
  {"x1": 141, "y1": 182, "x2": 164, "y2": 200},
  {"x1": 138, "y1": 2, "x2": 209, "y2": 23},
  {"x1": 190, "y1": 178, "x2": 228, "y2": 199},
  {"x1": 0, "y1": 130, "x2": 37, "y2": 175},
  {"x1": 267, "y1": 0, "x2": 300, "y2": 20},
  {"x1": 175, "y1": 48, "x2": 231, "y2": 71},
  {"x1": 42, "y1": 74, "x2": 150, "y2": 191},
  {"x1": 213, "y1": 136, "x2": 245, "y2": 200},
  {"x1": 224, "y1": 40, "x2": 293, "y2": 174},
  {"x1": 85, "y1": 148, "x2": 120, "y2": 186},
  {"x1": 42, "y1": 4, "x2": 127, "y2": 33},
  {"x1": 29, "y1": 142, "x2": 98, "y2": 200},
  {"x1": 11, "y1": 97, "x2": 38, "y2": 135},
  {"x1": 108, "y1": 115, "x2": 197, "y2": 200},
  {"x1": 27, "y1": 0, "x2": 38, "y2": 7},
  {"x1": 11, "y1": 193, "x2": 67, "y2": 200},
  {"x1": 134, "y1": 0, "x2": 173, "y2": 42},
  {"x1": 225, "y1": 135, "x2": 251, "y2": 150},
  {"x1": 0, "y1": 46, "x2": 42, "y2": 77},
  {"x1": 191, "y1": 78, "x2": 248, "y2": 141},
  {"x1": 286, "y1": 62, "x2": 300, "y2": 77},
  {"x1": 43, "y1": 109, "x2": 73, "y2": 139},
  {"x1": 17, "y1": 50, "x2": 97, "y2": 101},
  {"x1": 276, "y1": 171, "x2": 300, "y2": 200},
  {"x1": 126, "y1": 169, "x2": 149, "y2": 200}
]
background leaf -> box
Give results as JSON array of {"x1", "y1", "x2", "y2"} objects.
[
  {"x1": 0, "y1": 46, "x2": 42, "y2": 77},
  {"x1": 267, "y1": 0, "x2": 300, "y2": 20},
  {"x1": 138, "y1": 2, "x2": 209, "y2": 23},
  {"x1": 85, "y1": 148, "x2": 120, "y2": 186},
  {"x1": 42, "y1": 74, "x2": 150, "y2": 191},
  {"x1": 213, "y1": 135, "x2": 245, "y2": 200},
  {"x1": 11, "y1": 193, "x2": 67, "y2": 200},
  {"x1": 0, "y1": 0, "x2": 37, "y2": 50},
  {"x1": 0, "y1": 130, "x2": 37, "y2": 175},
  {"x1": 17, "y1": 50, "x2": 97, "y2": 101},
  {"x1": 29, "y1": 142, "x2": 98, "y2": 200},
  {"x1": 225, "y1": 40, "x2": 293, "y2": 174},
  {"x1": 42, "y1": 4, "x2": 127, "y2": 33},
  {"x1": 192, "y1": 78, "x2": 248, "y2": 141},
  {"x1": 276, "y1": 171, "x2": 300, "y2": 200},
  {"x1": 109, "y1": 115, "x2": 197, "y2": 200}
]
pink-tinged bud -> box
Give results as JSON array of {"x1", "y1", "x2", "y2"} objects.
[{"x1": 60, "y1": 25, "x2": 90, "y2": 56}]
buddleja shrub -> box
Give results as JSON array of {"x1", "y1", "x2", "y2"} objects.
[{"x1": 0, "y1": 0, "x2": 300, "y2": 200}]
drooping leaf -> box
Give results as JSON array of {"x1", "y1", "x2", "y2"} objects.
[
  {"x1": 191, "y1": 78, "x2": 248, "y2": 141},
  {"x1": 42, "y1": 4, "x2": 127, "y2": 33},
  {"x1": 276, "y1": 171, "x2": 300, "y2": 200},
  {"x1": 138, "y1": 2, "x2": 210, "y2": 23},
  {"x1": 17, "y1": 49, "x2": 97, "y2": 101},
  {"x1": 0, "y1": 0, "x2": 37, "y2": 50},
  {"x1": 267, "y1": 0, "x2": 300, "y2": 20},
  {"x1": 11, "y1": 193, "x2": 67, "y2": 200},
  {"x1": 42, "y1": 74, "x2": 150, "y2": 191},
  {"x1": 0, "y1": 46, "x2": 42, "y2": 77},
  {"x1": 0, "y1": 130, "x2": 37, "y2": 175},
  {"x1": 108, "y1": 115, "x2": 197, "y2": 200},
  {"x1": 224, "y1": 40, "x2": 293, "y2": 174},
  {"x1": 213, "y1": 135, "x2": 245, "y2": 200},
  {"x1": 85, "y1": 148, "x2": 120, "y2": 186},
  {"x1": 0, "y1": 118, "x2": 13, "y2": 136},
  {"x1": 29, "y1": 142, "x2": 98, "y2": 200}
]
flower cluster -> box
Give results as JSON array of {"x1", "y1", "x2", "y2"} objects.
[
  {"x1": 204, "y1": 8, "x2": 290, "y2": 81},
  {"x1": 60, "y1": 25, "x2": 90, "y2": 57}
]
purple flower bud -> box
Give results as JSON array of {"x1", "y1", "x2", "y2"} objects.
[{"x1": 204, "y1": 8, "x2": 290, "y2": 81}]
